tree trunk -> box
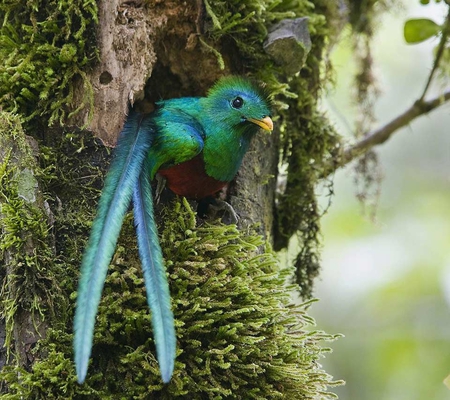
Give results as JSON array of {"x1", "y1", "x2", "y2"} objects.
[{"x1": 0, "y1": 1, "x2": 344, "y2": 397}]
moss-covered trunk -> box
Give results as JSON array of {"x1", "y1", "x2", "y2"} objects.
[{"x1": 0, "y1": 1, "x2": 344, "y2": 398}]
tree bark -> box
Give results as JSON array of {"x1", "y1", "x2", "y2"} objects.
[
  {"x1": 71, "y1": 0, "x2": 228, "y2": 145},
  {"x1": 0, "y1": 0, "x2": 349, "y2": 397}
]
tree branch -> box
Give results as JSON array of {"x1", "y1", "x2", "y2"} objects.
[
  {"x1": 321, "y1": 4, "x2": 450, "y2": 178},
  {"x1": 419, "y1": 7, "x2": 450, "y2": 102},
  {"x1": 322, "y1": 90, "x2": 450, "y2": 177}
]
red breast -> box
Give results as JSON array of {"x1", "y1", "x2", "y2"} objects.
[{"x1": 158, "y1": 154, "x2": 227, "y2": 200}]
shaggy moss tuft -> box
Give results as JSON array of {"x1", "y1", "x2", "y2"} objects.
[
  {"x1": 12, "y1": 203, "x2": 341, "y2": 398},
  {"x1": 0, "y1": 112, "x2": 65, "y2": 361},
  {"x1": 0, "y1": 0, "x2": 98, "y2": 126},
  {"x1": 86, "y1": 198, "x2": 342, "y2": 398}
]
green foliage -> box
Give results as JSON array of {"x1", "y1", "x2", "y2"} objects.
[
  {"x1": 0, "y1": 0, "x2": 98, "y2": 126},
  {"x1": 203, "y1": 0, "x2": 341, "y2": 296},
  {"x1": 404, "y1": 18, "x2": 441, "y2": 43}
]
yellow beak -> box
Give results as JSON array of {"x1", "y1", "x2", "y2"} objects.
[{"x1": 247, "y1": 116, "x2": 273, "y2": 131}]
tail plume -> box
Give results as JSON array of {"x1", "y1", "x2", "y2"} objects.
[
  {"x1": 74, "y1": 112, "x2": 154, "y2": 383},
  {"x1": 133, "y1": 158, "x2": 176, "y2": 382}
]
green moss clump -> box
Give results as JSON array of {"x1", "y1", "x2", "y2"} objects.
[
  {"x1": 36, "y1": 127, "x2": 110, "y2": 301},
  {"x1": 14, "y1": 201, "x2": 341, "y2": 397},
  {"x1": 0, "y1": 113, "x2": 50, "y2": 320},
  {"x1": 0, "y1": 0, "x2": 98, "y2": 126},
  {"x1": 0, "y1": 126, "x2": 108, "y2": 397},
  {"x1": 84, "y1": 199, "x2": 342, "y2": 398},
  {"x1": 0, "y1": 332, "x2": 91, "y2": 400},
  {"x1": 0, "y1": 112, "x2": 69, "y2": 369}
]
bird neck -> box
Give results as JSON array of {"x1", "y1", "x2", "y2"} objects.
[{"x1": 200, "y1": 111, "x2": 257, "y2": 182}]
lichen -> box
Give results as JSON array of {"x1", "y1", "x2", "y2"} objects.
[{"x1": 0, "y1": 0, "x2": 98, "y2": 127}]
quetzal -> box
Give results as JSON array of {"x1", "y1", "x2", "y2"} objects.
[{"x1": 73, "y1": 76, "x2": 273, "y2": 384}]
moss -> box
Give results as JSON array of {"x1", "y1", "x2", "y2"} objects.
[
  {"x1": 1, "y1": 128, "x2": 343, "y2": 396},
  {"x1": 36, "y1": 127, "x2": 110, "y2": 302},
  {"x1": 0, "y1": 0, "x2": 98, "y2": 127},
  {"x1": 1, "y1": 189, "x2": 342, "y2": 398},
  {"x1": 343, "y1": 1, "x2": 394, "y2": 218},
  {"x1": 0, "y1": 331, "x2": 94, "y2": 399},
  {"x1": 202, "y1": 1, "x2": 342, "y2": 296},
  {"x1": 92, "y1": 199, "x2": 342, "y2": 398},
  {"x1": 0, "y1": 126, "x2": 108, "y2": 395},
  {"x1": 0, "y1": 118, "x2": 108, "y2": 390},
  {"x1": 0, "y1": 112, "x2": 64, "y2": 363}
]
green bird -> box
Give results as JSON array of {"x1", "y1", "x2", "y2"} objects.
[{"x1": 73, "y1": 76, "x2": 273, "y2": 384}]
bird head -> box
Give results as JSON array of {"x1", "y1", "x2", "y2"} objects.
[{"x1": 204, "y1": 76, "x2": 273, "y2": 134}]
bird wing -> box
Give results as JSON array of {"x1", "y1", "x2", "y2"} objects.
[
  {"x1": 74, "y1": 111, "x2": 155, "y2": 383},
  {"x1": 146, "y1": 105, "x2": 205, "y2": 176}
]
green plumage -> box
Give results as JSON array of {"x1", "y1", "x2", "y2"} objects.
[
  {"x1": 73, "y1": 113, "x2": 154, "y2": 383},
  {"x1": 132, "y1": 157, "x2": 175, "y2": 382},
  {"x1": 74, "y1": 76, "x2": 272, "y2": 384}
]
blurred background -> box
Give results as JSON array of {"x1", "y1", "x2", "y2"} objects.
[{"x1": 307, "y1": 2, "x2": 450, "y2": 399}]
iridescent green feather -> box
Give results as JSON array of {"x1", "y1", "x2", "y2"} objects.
[
  {"x1": 132, "y1": 158, "x2": 175, "y2": 383},
  {"x1": 73, "y1": 112, "x2": 154, "y2": 383}
]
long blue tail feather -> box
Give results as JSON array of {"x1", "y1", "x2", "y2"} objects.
[
  {"x1": 74, "y1": 112, "x2": 154, "y2": 383},
  {"x1": 133, "y1": 158, "x2": 176, "y2": 383}
]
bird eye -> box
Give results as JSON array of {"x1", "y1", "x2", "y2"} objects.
[{"x1": 231, "y1": 97, "x2": 244, "y2": 109}]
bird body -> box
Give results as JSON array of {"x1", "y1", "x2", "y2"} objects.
[{"x1": 74, "y1": 76, "x2": 272, "y2": 384}]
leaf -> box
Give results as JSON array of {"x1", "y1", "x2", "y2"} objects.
[{"x1": 404, "y1": 18, "x2": 441, "y2": 44}]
